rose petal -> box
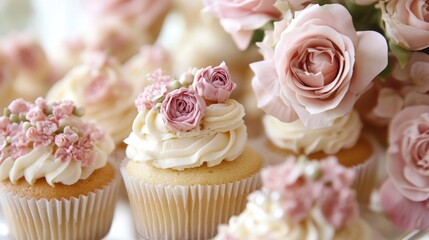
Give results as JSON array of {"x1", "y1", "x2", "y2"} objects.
[{"x1": 380, "y1": 179, "x2": 429, "y2": 231}]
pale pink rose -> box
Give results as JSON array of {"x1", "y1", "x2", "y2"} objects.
[
  {"x1": 380, "y1": 0, "x2": 429, "y2": 50},
  {"x1": 387, "y1": 105, "x2": 429, "y2": 202},
  {"x1": 380, "y1": 179, "x2": 429, "y2": 231},
  {"x1": 8, "y1": 99, "x2": 31, "y2": 115},
  {"x1": 251, "y1": 4, "x2": 388, "y2": 128},
  {"x1": 193, "y1": 62, "x2": 236, "y2": 103},
  {"x1": 161, "y1": 88, "x2": 207, "y2": 132},
  {"x1": 203, "y1": 0, "x2": 281, "y2": 50}
]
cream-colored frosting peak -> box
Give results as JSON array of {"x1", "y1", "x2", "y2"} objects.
[
  {"x1": 124, "y1": 99, "x2": 247, "y2": 170},
  {"x1": 46, "y1": 63, "x2": 137, "y2": 144},
  {"x1": 263, "y1": 110, "x2": 362, "y2": 155},
  {"x1": 215, "y1": 192, "x2": 373, "y2": 240},
  {"x1": 0, "y1": 136, "x2": 114, "y2": 186}
]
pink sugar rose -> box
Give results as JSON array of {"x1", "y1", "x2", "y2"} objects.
[
  {"x1": 161, "y1": 88, "x2": 207, "y2": 132},
  {"x1": 84, "y1": 76, "x2": 112, "y2": 103},
  {"x1": 380, "y1": 0, "x2": 429, "y2": 50},
  {"x1": 193, "y1": 62, "x2": 236, "y2": 103},
  {"x1": 8, "y1": 99, "x2": 30, "y2": 115},
  {"x1": 55, "y1": 147, "x2": 72, "y2": 162},
  {"x1": 55, "y1": 126, "x2": 79, "y2": 147},
  {"x1": 381, "y1": 179, "x2": 429, "y2": 231},
  {"x1": 387, "y1": 105, "x2": 429, "y2": 202},
  {"x1": 251, "y1": 3, "x2": 388, "y2": 128},
  {"x1": 203, "y1": 0, "x2": 281, "y2": 50},
  {"x1": 26, "y1": 109, "x2": 46, "y2": 123}
]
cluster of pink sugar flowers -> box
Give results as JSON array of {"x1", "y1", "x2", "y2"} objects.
[
  {"x1": 261, "y1": 156, "x2": 359, "y2": 229},
  {"x1": 134, "y1": 62, "x2": 237, "y2": 132},
  {"x1": 0, "y1": 97, "x2": 104, "y2": 167}
]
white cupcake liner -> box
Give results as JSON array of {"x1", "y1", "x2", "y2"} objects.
[
  {"x1": 120, "y1": 166, "x2": 261, "y2": 240},
  {"x1": 0, "y1": 171, "x2": 121, "y2": 240},
  {"x1": 351, "y1": 134, "x2": 381, "y2": 204}
]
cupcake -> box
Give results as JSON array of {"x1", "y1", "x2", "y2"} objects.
[
  {"x1": 46, "y1": 52, "x2": 136, "y2": 147},
  {"x1": 249, "y1": 4, "x2": 388, "y2": 203},
  {"x1": 0, "y1": 97, "x2": 119, "y2": 240},
  {"x1": 121, "y1": 62, "x2": 263, "y2": 240},
  {"x1": 262, "y1": 110, "x2": 380, "y2": 203},
  {"x1": 215, "y1": 155, "x2": 375, "y2": 240},
  {"x1": 0, "y1": 34, "x2": 51, "y2": 101}
]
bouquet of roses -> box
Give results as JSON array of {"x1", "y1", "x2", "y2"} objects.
[{"x1": 203, "y1": 0, "x2": 429, "y2": 232}]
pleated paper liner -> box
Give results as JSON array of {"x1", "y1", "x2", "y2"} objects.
[
  {"x1": 121, "y1": 166, "x2": 261, "y2": 240},
  {"x1": 0, "y1": 169, "x2": 120, "y2": 240}
]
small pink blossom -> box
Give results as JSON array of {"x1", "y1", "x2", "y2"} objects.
[
  {"x1": 8, "y1": 99, "x2": 31, "y2": 115},
  {"x1": 55, "y1": 126, "x2": 79, "y2": 147},
  {"x1": 261, "y1": 155, "x2": 359, "y2": 228},
  {"x1": 135, "y1": 82, "x2": 170, "y2": 111},
  {"x1": 161, "y1": 88, "x2": 207, "y2": 132},
  {"x1": 26, "y1": 109, "x2": 46, "y2": 123},
  {"x1": 146, "y1": 69, "x2": 172, "y2": 84},
  {"x1": 0, "y1": 117, "x2": 10, "y2": 131},
  {"x1": 193, "y1": 62, "x2": 236, "y2": 103},
  {"x1": 55, "y1": 147, "x2": 72, "y2": 162},
  {"x1": 52, "y1": 101, "x2": 75, "y2": 119},
  {"x1": 34, "y1": 97, "x2": 48, "y2": 111},
  {"x1": 84, "y1": 76, "x2": 113, "y2": 103}
]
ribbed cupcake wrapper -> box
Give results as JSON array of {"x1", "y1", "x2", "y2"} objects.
[
  {"x1": 121, "y1": 167, "x2": 261, "y2": 240},
  {"x1": 0, "y1": 174, "x2": 120, "y2": 240},
  {"x1": 352, "y1": 134, "x2": 381, "y2": 204}
]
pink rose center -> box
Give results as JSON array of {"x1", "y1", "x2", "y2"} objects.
[
  {"x1": 403, "y1": 121, "x2": 429, "y2": 174},
  {"x1": 292, "y1": 39, "x2": 340, "y2": 89},
  {"x1": 174, "y1": 97, "x2": 195, "y2": 118},
  {"x1": 84, "y1": 76, "x2": 111, "y2": 103}
]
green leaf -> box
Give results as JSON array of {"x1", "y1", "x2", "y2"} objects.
[
  {"x1": 389, "y1": 40, "x2": 410, "y2": 69},
  {"x1": 377, "y1": 56, "x2": 393, "y2": 80}
]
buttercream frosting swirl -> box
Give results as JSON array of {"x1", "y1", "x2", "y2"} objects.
[
  {"x1": 0, "y1": 98, "x2": 115, "y2": 186},
  {"x1": 215, "y1": 192, "x2": 373, "y2": 240},
  {"x1": 263, "y1": 110, "x2": 362, "y2": 155},
  {"x1": 46, "y1": 54, "x2": 136, "y2": 144},
  {"x1": 125, "y1": 99, "x2": 247, "y2": 170},
  {"x1": 0, "y1": 137, "x2": 114, "y2": 186}
]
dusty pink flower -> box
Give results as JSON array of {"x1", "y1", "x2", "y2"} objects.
[
  {"x1": 387, "y1": 105, "x2": 429, "y2": 202},
  {"x1": 84, "y1": 76, "x2": 113, "y2": 103},
  {"x1": 55, "y1": 126, "x2": 79, "y2": 147},
  {"x1": 380, "y1": 0, "x2": 429, "y2": 50},
  {"x1": 0, "y1": 117, "x2": 10, "y2": 131},
  {"x1": 193, "y1": 62, "x2": 236, "y2": 103},
  {"x1": 26, "y1": 109, "x2": 46, "y2": 123},
  {"x1": 135, "y1": 82, "x2": 170, "y2": 111},
  {"x1": 52, "y1": 101, "x2": 75, "y2": 119},
  {"x1": 161, "y1": 88, "x2": 207, "y2": 132},
  {"x1": 319, "y1": 188, "x2": 359, "y2": 229},
  {"x1": 380, "y1": 179, "x2": 429, "y2": 231},
  {"x1": 251, "y1": 3, "x2": 388, "y2": 128},
  {"x1": 261, "y1": 155, "x2": 358, "y2": 228},
  {"x1": 8, "y1": 99, "x2": 31, "y2": 115},
  {"x1": 55, "y1": 147, "x2": 72, "y2": 162},
  {"x1": 203, "y1": 0, "x2": 281, "y2": 50}
]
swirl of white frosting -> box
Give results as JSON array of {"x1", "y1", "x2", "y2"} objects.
[
  {"x1": 215, "y1": 191, "x2": 373, "y2": 240},
  {"x1": 46, "y1": 63, "x2": 137, "y2": 144},
  {"x1": 124, "y1": 99, "x2": 247, "y2": 170},
  {"x1": 263, "y1": 110, "x2": 362, "y2": 155},
  {"x1": 0, "y1": 136, "x2": 114, "y2": 186}
]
